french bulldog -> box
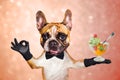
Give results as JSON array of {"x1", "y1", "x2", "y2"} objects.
[{"x1": 11, "y1": 9, "x2": 111, "y2": 80}]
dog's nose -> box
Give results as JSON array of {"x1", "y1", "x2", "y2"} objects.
[{"x1": 49, "y1": 40, "x2": 58, "y2": 47}]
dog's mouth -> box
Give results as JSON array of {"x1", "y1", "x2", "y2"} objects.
[
  {"x1": 49, "y1": 47, "x2": 59, "y2": 55},
  {"x1": 50, "y1": 50, "x2": 58, "y2": 55}
]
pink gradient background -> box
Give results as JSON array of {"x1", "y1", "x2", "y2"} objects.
[{"x1": 0, "y1": 0, "x2": 120, "y2": 80}]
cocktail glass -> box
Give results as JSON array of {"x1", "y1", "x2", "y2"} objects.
[{"x1": 89, "y1": 42, "x2": 109, "y2": 62}]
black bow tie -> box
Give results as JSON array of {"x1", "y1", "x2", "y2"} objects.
[{"x1": 45, "y1": 52, "x2": 64, "y2": 60}]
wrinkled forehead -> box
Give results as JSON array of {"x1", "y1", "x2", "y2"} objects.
[{"x1": 40, "y1": 23, "x2": 70, "y2": 34}]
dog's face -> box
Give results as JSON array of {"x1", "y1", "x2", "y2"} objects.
[{"x1": 36, "y1": 9, "x2": 72, "y2": 55}]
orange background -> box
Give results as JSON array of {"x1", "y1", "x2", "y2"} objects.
[{"x1": 0, "y1": 0, "x2": 120, "y2": 80}]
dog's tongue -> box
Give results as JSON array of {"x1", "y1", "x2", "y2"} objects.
[{"x1": 50, "y1": 50, "x2": 58, "y2": 55}]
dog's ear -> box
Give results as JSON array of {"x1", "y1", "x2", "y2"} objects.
[
  {"x1": 36, "y1": 11, "x2": 47, "y2": 30},
  {"x1": 63, "y1": 9, "x2": 72, "y2": 30}
]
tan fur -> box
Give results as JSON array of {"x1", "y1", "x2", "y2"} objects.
[{"x1": 40, "y1": 23, "x2": 70, "y2": 34}]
